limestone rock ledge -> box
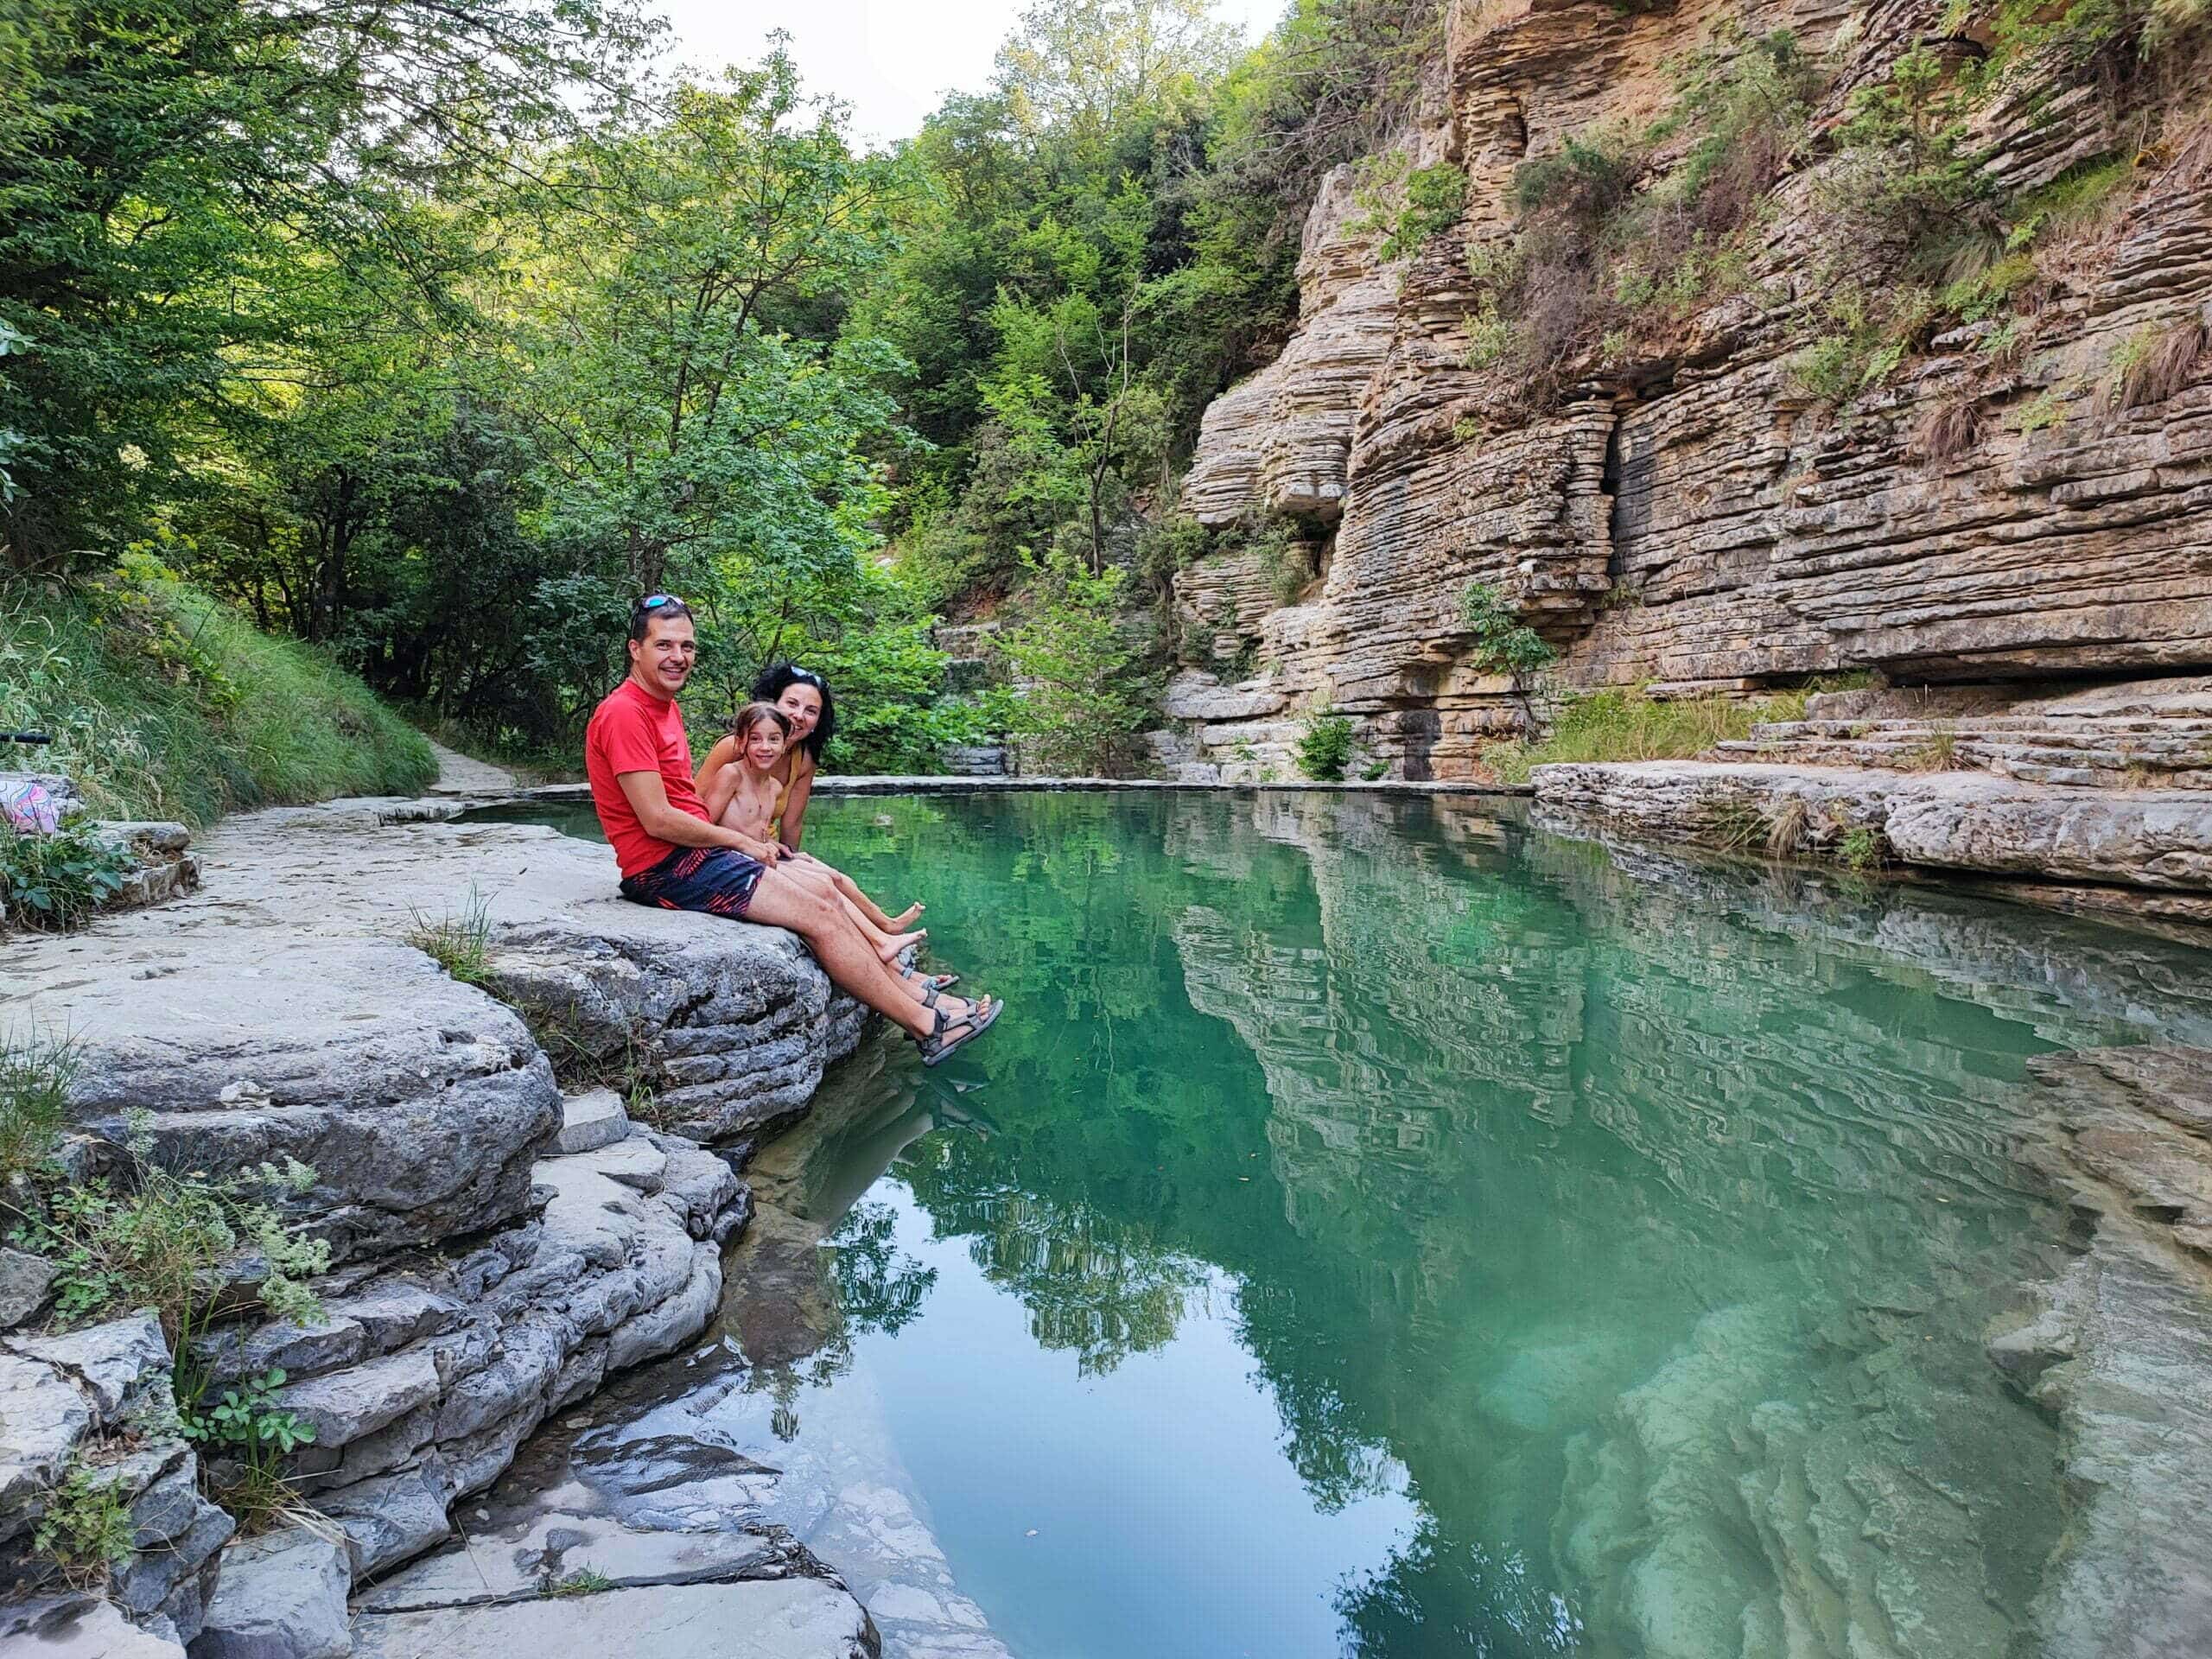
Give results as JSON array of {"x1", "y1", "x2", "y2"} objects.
[
  {"x1": 1531, "y1": 760, "x2": 2212, "y2": 912},
  {"x1": 202, "y1": 1133, "x2": 749, "y2": 1581}
]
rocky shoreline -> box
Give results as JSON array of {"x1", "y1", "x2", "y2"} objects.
[{"x1": 2, "y1": 753, "x2": 880, "y2": 1657}]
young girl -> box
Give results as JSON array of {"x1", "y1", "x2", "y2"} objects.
[{"x1": 713, "y1": 702, "x2": 930, "y2": 968}]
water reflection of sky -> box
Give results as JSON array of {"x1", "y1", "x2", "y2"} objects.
[{"x1": 766, "y1": 1179, "x2": 1420, "y2": 1659}]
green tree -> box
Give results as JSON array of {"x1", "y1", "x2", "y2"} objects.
[{"x1": 1000, "y1": 549, "x2": 1151, "y2": 774}]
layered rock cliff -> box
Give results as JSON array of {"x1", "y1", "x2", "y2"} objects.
[{"x1": 1165, "y1": 0, "x2": 2212, "y2": 785}]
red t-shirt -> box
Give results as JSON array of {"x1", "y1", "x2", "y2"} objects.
[{"x1": 584, "y1": 678, "x2": 710, "y2": 878}]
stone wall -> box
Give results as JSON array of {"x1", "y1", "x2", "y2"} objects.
[{"x1": 1166, "y1": 0, "x2": 2212, "y2": 781}]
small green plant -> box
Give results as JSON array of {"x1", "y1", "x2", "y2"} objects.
[
  {"x1": 1356, "y1": 156, "x2": 1469, "y2": 261},
  {"x1": 1837, "y1": 825, "x2": 1885, "y2": 872},
  {"x1": 32, "y1": 1456, "x2": 136, "y2": 1586},
  {"x1": 1, "y1": 1027, "x2": 77, "y2": 1187},
  {"x1": 539, "y1": 1566, "x2": 616, "y2": 1599},
  {"x1": 180, "y1": 1367, "x2": 318, "y2": 1529},
  {"x1": 1361, "y1": 760, "x2": 1390, "y2": 781},
  {"x1": 1294, "y1": 708, "x2": 1356, "y2": 781},
  {"x1": 403, "y1": 886, "x2": 493, "y2": 985},
  {"x1": 2011, "y1": 390, "x2": 2068, "y2": 435},
  {"x1": 8, "y1": 1112, "x2": 327, "y2": 1354},
  {"x1": 1, "y1": 819, "x2": 135, "y2": 932},
  {"x1": 1459, "y1": 583, "x2": 1558, "y2": 679}
]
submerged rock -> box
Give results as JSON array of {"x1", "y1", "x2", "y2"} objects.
[{"x1": 349, "y1": 1577, "x2": 878, "y2": 1659}]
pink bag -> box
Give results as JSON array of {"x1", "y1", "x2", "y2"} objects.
[{"x1": 0, "y1": 780, "x2": 61, "y2": 835}]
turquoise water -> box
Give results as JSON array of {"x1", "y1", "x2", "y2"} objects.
[{"x1": 465, "y1": 791, "x2": 2212, "y2": 1657}]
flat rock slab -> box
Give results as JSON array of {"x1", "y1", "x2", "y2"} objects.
[
  {"x1": 4, "y1": 932, "x2": 560, "y2": 1263},
  {"x1": 556, "y1": 1088, "x2": 630, "y2": 1154},
  {"x1": 352, "y1": 1507, "x2": 804, "y2": 1611},
  {"x1": 349, "y1": 1577, "x2": 876, "y2": 1659},
  {"x1": 1533, "y1": 760, "x2": 2212, "y2": 897}
]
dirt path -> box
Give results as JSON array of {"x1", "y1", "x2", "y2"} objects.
[{"x1": 424, "y1": 735, "x2": 517, "y2": 796}]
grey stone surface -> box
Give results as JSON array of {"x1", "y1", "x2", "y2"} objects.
[
  {"x1": 4, "y1": 934, "x2": 560, "y2": 1265},
  {"x1": 555, "y1": 1088, "x2": 629, "y2": 1154},
  {"x1": 0, "y1": 1247, "x2": 60, "y2": 1330},
  {"x1": 187, "y1": 1525, "x2": 352, "y2": 1659},
  {"x1": 3, "y1": 1593, "x2": 187, "y2": 1656},
  {"x1": 349, "y1": 1577, "x2": 877, "y2": 1659},
  {"x1": 352, "y1": 1508, "x2": 805, "y2": 1611},
  {"x1": 0, "y1": 1318, "x2": 230, "y2": 1646},
  {"x1": 1533, "y1": 759, "x2": 2212, "y2": 901}
]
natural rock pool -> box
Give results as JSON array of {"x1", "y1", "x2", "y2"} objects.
[{"x1": 453, "y1": 790, "x2": 2212, "y2": 1658}]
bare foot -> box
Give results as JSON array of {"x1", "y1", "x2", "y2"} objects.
[
  {"x1": 889, "y1": 902, "x2": 925, "y2": 931},
  {"x1": 876, "y1": 927, "x2": 926, "y2": 963}
]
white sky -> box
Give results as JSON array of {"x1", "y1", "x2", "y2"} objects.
[{"x1": 653, "y1": 0, "x2": 1293, "y2": 149}]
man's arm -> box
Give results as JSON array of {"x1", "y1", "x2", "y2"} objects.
[{"x1": 617, "y1": 769, "x2": 781, "y2": 862}]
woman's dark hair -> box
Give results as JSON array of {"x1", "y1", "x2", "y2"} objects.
[{"x1": 750, "y1": 662, "x2": 835, "y2": 760}]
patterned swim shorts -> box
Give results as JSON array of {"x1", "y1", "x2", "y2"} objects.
[{"x1": 619, "y1": 845, "x2": 766, "y2": 918}]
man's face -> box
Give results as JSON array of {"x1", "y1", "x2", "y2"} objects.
[{"x1": 629, "y1": 614, "x2": 696, "y2": 697}]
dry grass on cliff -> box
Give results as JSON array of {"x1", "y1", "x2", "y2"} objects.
[{"x1": 1484, "y1": 683, "x2": 1850, "y2": 785}]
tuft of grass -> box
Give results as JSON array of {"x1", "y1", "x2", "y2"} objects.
[
  {"x1": 1907, "y1": 728, "x2": 1963, "y2": 772},
  {"x1": 1915, "y1": 395, "x2": 1986, "y2": 461},
  {"x1": 1487, "y1": 685, "x2": 1807, "y2": 784},
  {"x1": 404, "y1": 887, "x2": 494, "y2": 986},
  {"x1": 0, "y1": 1027, "x2": 77, "y2": 1188},
  {"x1": 0, "y1": 569, "x2": 435, "y2": 829},
  {"x1": 539, "y1": 1566, "x2": 616, "y2": 1599},
  {"x1": 2105, "y1": 317, "x2": 2207, "y2": 412},
  {"x1": 1764, "y1": 797, "x2": 1810, "y2": 857}
]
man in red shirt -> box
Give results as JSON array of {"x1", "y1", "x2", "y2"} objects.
[{"x1": 584, "y1": 596, "x2": 999, "y2": 1066}]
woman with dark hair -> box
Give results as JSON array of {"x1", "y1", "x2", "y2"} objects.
[{"x1": 697, "y1": 661, "x2": 934, "y2": 963}]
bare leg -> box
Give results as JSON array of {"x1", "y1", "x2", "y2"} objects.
[
  {"x1": 772, "y1": 857, "x2": 925, "y2": 966},
  {"x1": 793, "y1": 853, "x2": 920, "y2": 933},
  {"x1": 837, "y1": 892, "x2": 925, "y2": 963},
  {"x1": 741, "y1": 871, "x2": 940, "y2": 1039}
]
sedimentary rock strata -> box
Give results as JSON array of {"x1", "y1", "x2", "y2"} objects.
[{"x1": 1165, "y1": 0, "x2": 2212, "y2": 795}]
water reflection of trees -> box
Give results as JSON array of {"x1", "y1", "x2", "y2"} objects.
[{"x1": 899, "y1": 1136, "x2": 1210, "y2": 1377}]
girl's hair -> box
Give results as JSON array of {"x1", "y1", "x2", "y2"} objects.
[
  {"x1": 749, "y1": 662, "x2": 835, "y2": 760},
  {"x1": 728, "y1": 702, "x2": 791, "y2": 747}
]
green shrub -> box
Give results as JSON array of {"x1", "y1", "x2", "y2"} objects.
[
  {"x1": 0, "y1": 818, "x2": 134, "y2": 931},
  {"x1": 1837, "y1": 824, "x2": 1885, "y2": 872},
  {"x1": 0, "y1": 567, "x2": 435, "y2": 828},
  {"x1": 1459, "y1": 582, "x2": 1558, "y2": 679},
  {"x1": 9, "y1": 1112, "x2": 328, "y2": 1356},
  {"x1": 0, "y1": 1027, "x2": 76, "y2": 1188},
  {"x1": 32, "y1": 1456, "x2": 136, "y2": 1586},
  {"x1": 1295, "y1": 708, "x2": 1355, "y2": 780},
  {"x1": 1356, "y1": 156, "x2": 1470, "y2": 262}
]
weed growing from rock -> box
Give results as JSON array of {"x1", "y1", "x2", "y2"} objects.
[
  {"x1": 404, "y1": 886, "x2": 494, "y2": 986},
  {"x1": 539, "y1": 1566, "x2": 617, "y2": 1598},
  {"x1": 1838, "y1": 825, "x2": 1887, "y2": 873},
  {"x1": 0, "y1": 1027, "x2": 76, "y2": 1188},
  {"x1": 32, "y1": 1455, "x2": 136, "y2": 1587},
  {"x1": 180, "y1": 1366, "x2": 318, "y2": 1532}
]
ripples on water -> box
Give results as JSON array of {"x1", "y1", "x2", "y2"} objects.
[{"x1": 468, "y1": 791, "x2": 2212, "y2": 1658}]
